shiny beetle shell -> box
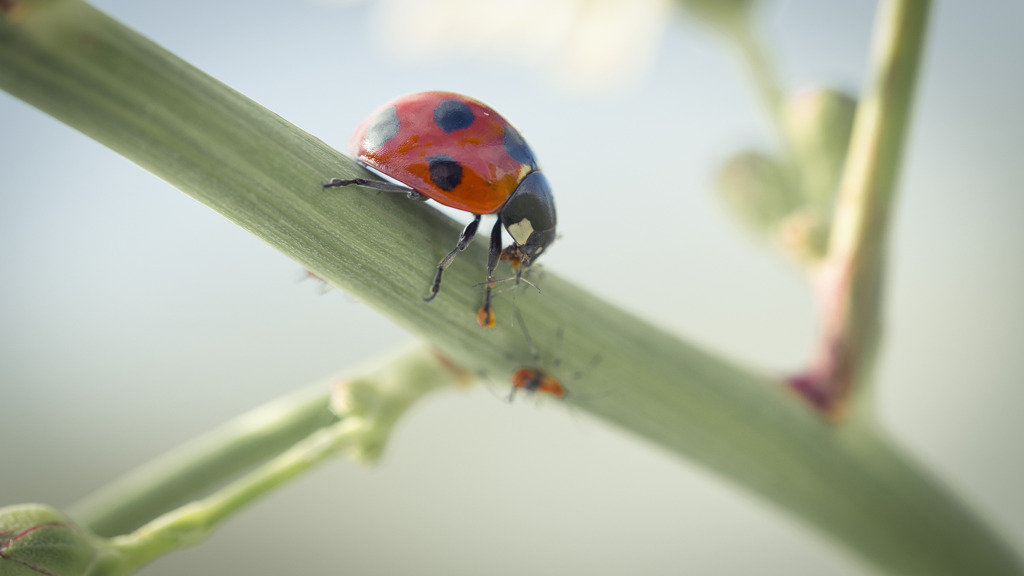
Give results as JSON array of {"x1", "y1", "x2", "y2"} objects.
[{"x1": 349, "y1": 91, "x2": 540, "y2": 215}]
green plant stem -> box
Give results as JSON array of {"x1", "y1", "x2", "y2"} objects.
[
  {"x1": 732, "y1": 20, "x2": 787, "y2": 140},
  {"x1": 727, "y1": 13, "x2": 805, "y2": 224},
  {"x1": 95, "y1": 345, "x2": 455, "y2": 574},
  {"x1": 106, "y1": 419, "x2": 364, "y2": 574},
  {"x1": 68, "y1": 381, "x2": 337, "y2": 537},
  {"x1": 1, "y1": 1, "x2": 1020, "y2": 575},
  {"x1": 792, "y1": 0, "x2": 931, "y2": 415}
]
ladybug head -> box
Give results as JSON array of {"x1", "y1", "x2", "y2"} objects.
[{"x1": 499, "y1": 172, "x2": 557, "y2": 264}]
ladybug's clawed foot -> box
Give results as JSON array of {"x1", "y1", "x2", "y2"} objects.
[
  {"x1": 423, "y1": 269, "x2": 444, "y2": 302},
  {"x1": 477, "y1": 304, "x2": 496, "y2": 328}
]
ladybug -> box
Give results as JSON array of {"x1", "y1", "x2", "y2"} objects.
[{"x1": 324, "y1": 91, "x2": 557, "y2": 328}]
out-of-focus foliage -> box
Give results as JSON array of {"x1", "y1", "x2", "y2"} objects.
[
  {"x1": 0, "y1": 504, "x2": 116, "y2": 576},
  {"x1": 674, "y1": 0, "x2": 757, "y2": 32},
  {"x1": 717, "y1": 88, "x2": 857, "y2": 262}
]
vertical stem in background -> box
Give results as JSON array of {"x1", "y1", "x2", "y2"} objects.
[
  {"x1": 790, "y1": 0, "x2": 931, "y2": 416},
  {"x1": 732, "y1": 20, "x2": 786, "y2": 140}
]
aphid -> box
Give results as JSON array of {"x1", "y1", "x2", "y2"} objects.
[
  {"x1": 324, "y1": 91, "x2": 557, "y2": 327},
  {"x1": 509, "y1": 366, "x2": 567, "y2": 401},
  {"x1": 508, "y1": 310, "x2": 570, "y2": 401}
]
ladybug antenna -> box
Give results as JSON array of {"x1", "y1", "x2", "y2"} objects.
[
  {"x1": 518, "y1": 274, "x2": 541, "y2": 294},
  {"x1": 471, "y1": 274, "x2": 540, "y2": 294},
  {"x1": 503, "y1": 263, "x2": 540, "y2": 329}
]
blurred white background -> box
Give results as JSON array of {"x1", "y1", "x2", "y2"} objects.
[{"x1": 2, "y1": 1, "x2": 1022, "y2": 574}]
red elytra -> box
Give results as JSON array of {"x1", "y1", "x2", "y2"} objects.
[
  {"x1": 326, "y1": 91, "x2": 557, "y2": 327},
  {"x1": 348, "y1": 91, "x2": 538, "y2": 215}
]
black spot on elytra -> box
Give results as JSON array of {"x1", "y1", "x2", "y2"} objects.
[
  {"x1": 427, "y1": 155, "x2": 463, "y2": 191},
  {"x1": 364, "y1": 106, "x2": 400, "y2": 151},
  {"x1": 433, "y1": 100, "x2": 475, "y2": 133},
  {"x1": 503, "y1": 126, "x2": 536, "y2": 167}
]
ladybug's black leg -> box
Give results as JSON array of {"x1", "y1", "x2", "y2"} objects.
[
  {"x1": 425, "y1": 214, "x2": 481, "y2": 302},
  {"x1": 479, "y1": 219, "x2": 504, "y2": 324},
  {"x1": 323, "y1": 178, "x2": 425, "y2": 200}
]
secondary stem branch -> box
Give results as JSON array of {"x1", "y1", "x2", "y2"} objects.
[
  {"x1": 68, "y1": 385, "x2": 337, "y2": 536},
  {"x1": 102, "y1": 346, "x2": 459, "y2": 573}
]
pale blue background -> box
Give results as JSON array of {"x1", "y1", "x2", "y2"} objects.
[{"x1": 2, "y1": 2, "x2": 1022, "y2": 575}]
